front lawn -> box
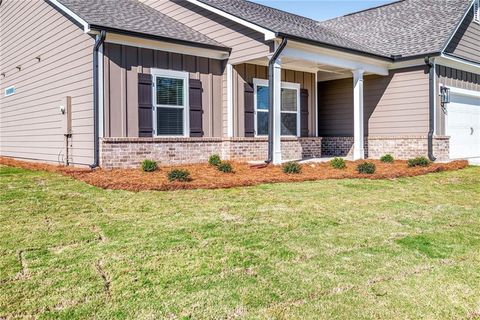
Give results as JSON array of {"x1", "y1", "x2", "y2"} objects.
[{"x1": 1, "y1": 166, "x2": 479, "y2": 319}]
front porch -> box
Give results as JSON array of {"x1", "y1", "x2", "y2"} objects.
[{"x1": 226, "y1": 39, "x2": 391, "y2": 165}]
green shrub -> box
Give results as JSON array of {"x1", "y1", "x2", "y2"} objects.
[
  {"x1": 283, "y1": 161, "x2": 301, "y2": 174},
  {"x1": 217, "y1": 162, "x2": 233, "y2": 173},
  {"x1": 356, "y1": 162, "x2": 376, "y2": 174},
  {"x1": 380, "y1": 154, "x2": 394, "y2": 163},
  {"x1": 330, "y1": 157, "x2": 346, "y2": 169},
  {"x1": 141, "y1": 159, "x2": 157, "y2": 172},
  {"x1": 167, "y1": 169, "x2": 191, "y2": 182},
  {"x1": 407, "y1": 156, "x2": 431, "y2": 167},
  {"x1": 208, "y1": 154, "x2": 222, "y2": 167}
]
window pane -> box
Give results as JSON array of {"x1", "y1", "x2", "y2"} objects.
[
  {"x1": 281, "y1": 88, "x2": 297, "y2": 112},
  {"x1": 157, "y1": 77, "x2": 184, "y2": 106},
  {"x1": 257, "y1": 85, "x2": 269, "y2": 110},
  {"x1": 281, "y1": 113, "x2": 297, "y2": 136},
  {"x1": 257, "y1": 111, "x2": 269, "y2": 135},
  {"x1": 157, "y1": 107, "x2": 183, "y2": 135}
]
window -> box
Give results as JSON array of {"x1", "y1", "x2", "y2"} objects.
[
  {"x1": 152, "y1": 69, "x2": 189, "y2": 137},
  {"x1": 253, "y1": 79, "x2": 300, "y2": 137},
  {"x1": 475, "y1": 0, "x2": 480, "y2": 24}
]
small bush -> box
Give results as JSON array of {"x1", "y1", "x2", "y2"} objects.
[
  {"x1": 356, "y1": 162, "x2": 376, "y2": 174},
  {"x1": 167, "y1": 169, "x2": 191, "y2": 182},
  {"x1": 330, "y1": 157, "x2": 346, "y2": 169},
  {"x1": 208, "y1": 154, "x2": 222, "y2": 167},
  {"x1": 407, "y1": 156, "x2": 431, "y2": 167},
  {"x1": 380, "y1": 154, "x2": 394, "y2": 163},
  {"x1": 283, "y1": 161, "x2": 301, "y2": 174},
  {"x1": 217, "y1": 161, "x2": 233, "y2": 173},
  {"x1": 141, "y1": 159, "x2": 157, "y2": 172}
]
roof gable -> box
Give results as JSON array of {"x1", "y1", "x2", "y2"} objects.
[{"x1": 51, "y1": 0, "x2": 228, "y2": 50}]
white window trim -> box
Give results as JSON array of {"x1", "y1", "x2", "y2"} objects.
[
  {"x1": 151, "y1": 68, "x2": 190, "y2": 138},
  {"x1": 253, "y1": 78, "x2": 301, "y2": 138}
]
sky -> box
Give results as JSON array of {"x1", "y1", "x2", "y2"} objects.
[{"x1": 251, "y1": 0, "x2": 396, "y2": 21}]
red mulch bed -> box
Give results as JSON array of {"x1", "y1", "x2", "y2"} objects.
[{"x1": 0, "y1": 157, "x2": 469, "y2": 192}]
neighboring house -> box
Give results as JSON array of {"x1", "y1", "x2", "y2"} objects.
[{"x1": 0, "y1": 0, "x2": 479, "y2": 169}]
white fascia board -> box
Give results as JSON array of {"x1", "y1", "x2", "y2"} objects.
[
  {"x1": 389, "y1": 58, "x2": 426, "y2": 70},
  {"x1": 48, "y1": 0, "x2": 90, "y2": 33},
  {"x1": 282, "y1": 47, "x2": 389, "y2": 76},
  {"x1": 185, "y1": 0, "x2": 276, "y2": 41},
  {"x1": 437, "y1": 54, "x2": 480, "y2": 74},
  {"x1": 441, "y1": 0, "x2": 475, "y2": 52},
  {"x1": 105, "y1": 33, "x2": 230, "y2": 60}
]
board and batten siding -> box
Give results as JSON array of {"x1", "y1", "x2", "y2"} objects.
[
  {"x1": 435, "y1": 66, "x2": 480, "y2": 135},
  {"x1": 233, "y1": 63, "x2": 317, "y2": 137},
  {"x1": 0, "y1": 0, "x2": 95, "y2": 165},
  {"x1": 139, "y1": 0, "x2": 272, "y2": 136},
  {"x1": 103, "y1": 43, "x2": 225, "y2": 138},
  {"x1": 445, "y1": 7, "x2": 480, "y2": 64},
  {"x1": 318, "y1": 66, "x2": 430, "y2": 136}
]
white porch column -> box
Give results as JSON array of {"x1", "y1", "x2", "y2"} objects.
[
  {"x1": 226, "y1": 63, "x2": 234, "y2": 137},
  {"x1": 352, "y1": 69, "x2": 365, "y2": 160},
  {"x1": 272, "y1": 58, "x2": 282, "y2": 164}
]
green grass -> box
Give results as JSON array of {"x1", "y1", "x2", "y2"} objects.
[{"x1": 1, "y1": 165, "x2": 480, "y2": 319}]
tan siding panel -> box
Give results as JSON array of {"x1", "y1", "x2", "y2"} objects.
[
  {"x1": 445, "y1": 8, "x2": 480, "y2": 63},
  {"x1": 0, "y1": 0, "x2": 94, "y2": 165},
  {"x1": 318, "y1": 66, "x2": 430, "y2": 136}
]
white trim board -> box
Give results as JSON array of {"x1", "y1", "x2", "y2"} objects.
[
  {"x1": 185, "y1": 0, "x2": 276, "y2": 41},
  {"x1": 442, "y1": 0, "x2": 476, "y2": 52},
  {"x1": 441, "y1": 85, "x2": 480, "y2": 98},
  {"x1": 47, "y1": 0, "x2": 90, "y2": 33}
]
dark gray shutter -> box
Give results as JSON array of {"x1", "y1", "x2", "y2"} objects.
[
  {"x1": 300, "y1": 88, "x2": 309, "y2": 137},
  {"x1": 189, "y1": 78, "x2": 203, "y2": 137},
  {"x1": 138, "y1": 73, "x2": 153, "y2": 137},
  {"x1": 244, "y1": 82, "x2": 255, "y2": 137}
]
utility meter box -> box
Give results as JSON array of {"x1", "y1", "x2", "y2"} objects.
[{"x1": 61, "y1": 96, "x2": 72, "y2": 136}]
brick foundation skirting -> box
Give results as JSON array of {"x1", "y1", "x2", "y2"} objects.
[
  {"x1": 322, "y1": 136, "x2": 450, "y2": 161},
  {"x1": 100, "y1": 137, "x2": 322, "y2": 169}
]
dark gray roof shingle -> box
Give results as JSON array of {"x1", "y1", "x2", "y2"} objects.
[
  {"x1": 197, "y1": 0, "x2": 473, "y2": 58},
  {"x1": 196, "y1": 0, "x2": 384, "y2": 56},
  {"x1": 55, "y1": 0, "x2": 227, "y2": 50},
  {"x1": 318, "y1": 0, "x2": 473, "y2": 58}
]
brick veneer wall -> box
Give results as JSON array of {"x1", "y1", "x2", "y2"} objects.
[
  {"x1": 100, "y1": 137, "x2": 322, "y2": 168},
  {"x1": 322, "y1": 136, "x2": 450, "y2": 161}
]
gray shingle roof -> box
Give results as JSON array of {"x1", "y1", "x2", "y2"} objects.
[
  {"x1": 197, "y1": 0, "x2": 385, "y2": 57},
  {"x1": 197, "y1": 0, "x2": 473, "y2": 59},
  {"x1": 318, "y1": 0, "x2": 473, "y2": 58},
  {"x1": 55, "y1": 0, "x2": 228, "y2": 50}
]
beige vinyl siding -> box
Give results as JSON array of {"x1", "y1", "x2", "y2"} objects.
[
  {"x1": 232, "y1": 63, "x2": 317, "y2": 137},
  {"x1": 103, "y1": 43, "x2": 225, "y2": 138},
  {"x1": 140, "y1": 0, "x2": 271, "y2": 64},
  {"x1": 435, "y1": 66, "x2": 480, "y2": 135},
  {"x1": 445, "y1": 7, "x2": 480, "y2": 63},
  {"x1": 318, "y1": 66, "x2": 430, "y2": 136},
  {"x1": 0, "y1": 0, "x2": 94, "y2": 165}
]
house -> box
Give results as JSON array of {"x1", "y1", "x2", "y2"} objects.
[{"x1": 0, "y1": 0, "x2": 479, "y2": 169}]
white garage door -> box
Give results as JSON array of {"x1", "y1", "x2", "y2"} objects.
[{"x1": 446, "y1": 91, "x2": 480, "y2": 159}]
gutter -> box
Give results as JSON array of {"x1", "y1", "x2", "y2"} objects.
[
  {"x1": 266, "y1": 37, "x2": 288, "y2": 164},
  {"x1": 90, "y1": 30, "x2": 106, "y2": 169},
  {"x1": 425, "y1": 56, "x2": 437, "y2": 162}
]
